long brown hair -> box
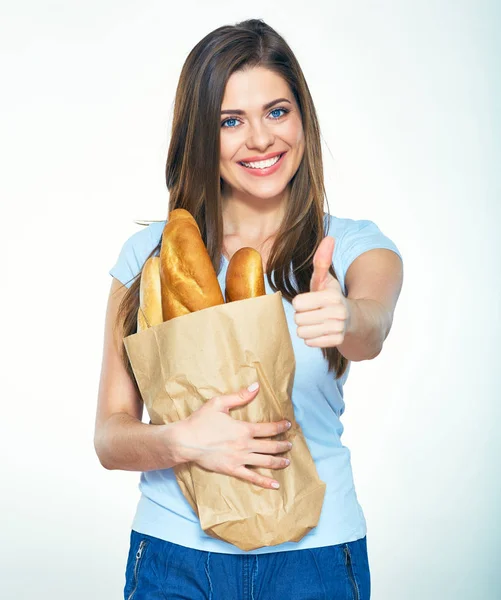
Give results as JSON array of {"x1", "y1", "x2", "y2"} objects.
[{"x1": 115, "y1": 18, "x2": 348, "y2": 390}]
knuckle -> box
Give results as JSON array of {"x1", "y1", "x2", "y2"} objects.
[
  {"x1": 328, "y1": 320, "x2": 342, "y2": 334},
  {"x1": 208, "y1": 396, "x2": 221, "y2": 410},
  {"x1": 246, "y1": 422, "x2": 256, "y2": 437},
  {"x1": 248, "y1": 473, "x2": 260, "y2": 486},
  {"x1": 327, "y1": 306, "x2": 337, "y2": 319}
]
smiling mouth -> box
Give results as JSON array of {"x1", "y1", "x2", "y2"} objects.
[{"x1": 238, "y1": 153, "x2": 284, "y2": 169}]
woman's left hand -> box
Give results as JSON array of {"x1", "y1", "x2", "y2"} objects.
[{"x1": 292, "y1": 236, "x2": 351, "y2": 348}]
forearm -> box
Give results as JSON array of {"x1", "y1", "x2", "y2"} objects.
[
  {"x1": 337, "y1": 298, "x2": 392, "y2": 362},
  {"x1": 95, "y1": 412, "x2": 188, "y2": 472}
]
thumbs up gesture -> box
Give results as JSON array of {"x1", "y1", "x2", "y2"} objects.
[{"x1": 292, "y1": 236, "x2": 350, "y2": 348}]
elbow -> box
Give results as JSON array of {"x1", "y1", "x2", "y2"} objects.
[
  {"x1": 367, "y1": 346, "x2": 383, "y2": 361},
  {"x1": 342, "y1": 342, "x2": 383, "y2": 362},
  {"x1": 97, "y1": 456, "x2": 113, "y2": 471},
  {"x1": 364, "y1": 341, "x2": 384, "y2": 361},
  {"x1": 94, "y1": 436, "x2": 114, "y2": 471}
]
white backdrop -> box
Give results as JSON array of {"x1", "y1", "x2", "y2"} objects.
[{"x1": 2, "y1": 1, "x2": 500, "y2": 599}]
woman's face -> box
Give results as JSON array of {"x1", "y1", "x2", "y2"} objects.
[{"x1": 219, "y1": 66, "x2": 305, "y2": 202}]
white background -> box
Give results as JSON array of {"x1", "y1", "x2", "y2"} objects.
[{"x1": 2, "y1": 1, "x2": 500, "y2": 599}]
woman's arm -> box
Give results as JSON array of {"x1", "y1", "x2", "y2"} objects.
[
  {"x1": 95, "y1": 413, "x2": 186, "y2": 472},
  {"x1": 94, "y1": 278, "x2": 187, "y2": 471},
  {"x1": 337, "y1": 248, "x2": 404, "y2": 362}
]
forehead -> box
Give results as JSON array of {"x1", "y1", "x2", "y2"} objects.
[{"x1": 221, "y1": 67, "x2": 292, "y2": 109}]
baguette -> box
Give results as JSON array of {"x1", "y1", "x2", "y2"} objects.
[
  {"x1": 160, "y1": 209, "x2": 225, "y2": 320},
  {"x1": 225, "y1": 247, "x2": 266, "y2": 302},
  {"x1": 137, "y1": 256, "x2": 163, "y2": 331}
]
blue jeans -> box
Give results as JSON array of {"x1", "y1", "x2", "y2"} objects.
[{"x1": 124, "y1": 529, "x2": 370, "y2": 599}]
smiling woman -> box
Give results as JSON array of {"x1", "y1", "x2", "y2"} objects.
[
  {"x1": 220, "y1": 72, "x2": 304, "y2": 189},
  {"x1": 219, "y1": 69, "x2": 304, "y2": 190},
  {"x1": 97, "y1": 17, "x2": 403, "y2": 600}
]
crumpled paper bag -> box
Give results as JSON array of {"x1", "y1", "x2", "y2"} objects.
[{"x1": 123, "y1": 291, "x2": 326, "y2": 551}]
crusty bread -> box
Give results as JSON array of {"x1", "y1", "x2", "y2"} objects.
[
  {"x1": 167, "y1": 207, "x2": 201, "y2": 232},
  {"x1": 225, "y1": 247, "x2": 266, "y2": 302},
  {"x1": 137, "y1": 256, "x2": 163, "y2": 331},
  {"x1": 160, "y1": 209, "x2": 224, "y2": 320}
]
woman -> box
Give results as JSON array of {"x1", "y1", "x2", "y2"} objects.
[{"x1": 95, "y1": 18, "x2": 403, "y2": 600}]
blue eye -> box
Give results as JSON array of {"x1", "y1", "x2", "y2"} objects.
[
  {"x1": 221, "y1": 106, "x2": 289, "y2": 129},
  {"x1": 222, "y1": 118, "x2": 239, "y2": 128},
  {"x1": 270, "y1": 108, "x2": 287, "y2": 118}
]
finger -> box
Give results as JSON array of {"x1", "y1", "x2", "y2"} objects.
[
  {"x1": 297, "y1": 322, "x2": 345, "y2": 340},
  {"x1": 215, "y1": 382, "x2": 260, "y2": 413},
  {"x1": 249, "y1": 439, "x2": 293, "y2": 455},
  {"x1": 244, "y1": 453, "x2": 291, "y2": 470},
  {"x1": 305, "y1": 333, "x2": 345, "y2": 347},
  {"x1": 292, "y1": 288, "x2": 339, "y2": 312},
  {"x1": 310, "y1": 236, "x2": 335, "y2": 292},
  {"x1": 250, "y1": 419, "x2": 291, "y2": 438},
  {"x1": 232, "y1": 466, "x2": 281, "y2": 490},
  {"x1": 294, "y1": 305, "x2": 347, "y2": 326}
]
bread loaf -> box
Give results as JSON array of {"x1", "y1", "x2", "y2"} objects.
[
  {"x1": 137, "y1": 208, "x2": 266, "y2": 326},
  {"x1": 167, "y1": 207, "x2": 201, "y2": 231},
  {"x1": 225, "y1": 247, "x2": 266, "y2": 302},
  {"x1": 160, "y1": 208, "x2": 224, "y2": 320},
  {"x1": 137, "y1": 256, "x2": 163, "y2": 331}
]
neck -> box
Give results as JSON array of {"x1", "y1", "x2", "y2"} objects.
[{"x1": 221, "y1": 186, "x2": 289, "y2": 239}]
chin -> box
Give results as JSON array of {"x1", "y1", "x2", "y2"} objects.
[{"x1": 243, "y1": 186, "x2": 288, "y2": 200}]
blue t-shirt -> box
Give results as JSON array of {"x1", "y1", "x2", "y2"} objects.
[{"x1": 109, "y1": 213, "x2": 402, "y2": 554}]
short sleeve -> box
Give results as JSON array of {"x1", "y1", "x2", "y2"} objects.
[
  {"x1": 331, "y1": 217, "x2": 402, "y2": 296},
  {"x1": 109, "y1": 223, "x2": 163, "y2": 288}
]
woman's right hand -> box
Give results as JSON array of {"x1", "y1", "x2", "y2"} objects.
[{"x1": 173, "y1": 382, "x2": 293, "y2": 489}]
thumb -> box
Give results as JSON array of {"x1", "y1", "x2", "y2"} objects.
[
  {"x1": 221, "y1": 382, "x2": 260, "y2": 413},
  {"x1": 310, "y1": 236, "x2": 336, "y2": 292}
]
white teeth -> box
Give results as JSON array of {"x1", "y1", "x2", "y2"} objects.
[{"x1": 241, "y1": 154, "x2": 282, "y2": 169}]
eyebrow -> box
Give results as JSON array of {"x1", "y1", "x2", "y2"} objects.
[{"x1": 220, "y1": 98, "x2": 292, "y2": 115}]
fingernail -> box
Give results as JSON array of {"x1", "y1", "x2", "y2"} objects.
[
  {"x1": 247, "y1": 382, "x2": 259, "y2": 392},
  {"x1": 286, "y1": 421, "x2": 292, "y2": 429},
  {"x1": 271, "y1": 482, "x2": 280, "y2": 489}
]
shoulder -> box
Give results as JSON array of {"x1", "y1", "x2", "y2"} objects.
[
  {"x1": 119, "y1": 220, "x2": 165, "y2": 258},
  {"x1": 109, "y1": 220, "x2": 166, "y2": 288},
  {"x1": 324, "y1": 212, "x2": 403, "y2": 295},
  {"x1": 324, "y1": 212, "x2": 387, "y2": 240}
]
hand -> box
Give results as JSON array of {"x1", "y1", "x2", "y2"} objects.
[
  {"x1": 173, "y1": 382, "x2": 293, "y2": 490},
  {"x1": 292, "y1": 236, "x2": 350, "y2": 348}
]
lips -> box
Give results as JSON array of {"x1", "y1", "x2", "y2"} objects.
[
  {"x1": 239, "y1": 151, "x2": 284, "y2": 163},
  {"x1": 238, "y1": 151, "x2": 287, "y2": 177}
]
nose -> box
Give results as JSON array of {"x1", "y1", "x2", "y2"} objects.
[{"x1": 245, "y1": 119, "x2": 275, "y2": 152}]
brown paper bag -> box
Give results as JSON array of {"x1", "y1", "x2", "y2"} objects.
[{"x1": 123, "y1": 291, "x2": 326, "y2": 551}]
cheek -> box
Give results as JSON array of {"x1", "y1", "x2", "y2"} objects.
[
  {"x1": 283, "y1": 118, "x2": 304, "y2": 151},
  {"x1": 219, "y1": 137, "x2": 240, "y2": 181},
  {"x1": 220, "y1": 133, "x2": 242, "y2": 163},
  {"x1": 293, "y1": 121, "x2": 305, "y2": 148},
  {"x1": 295, "y1": 127, "x2": 304, "y2": 148}
]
